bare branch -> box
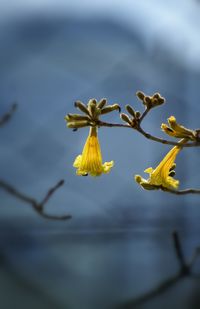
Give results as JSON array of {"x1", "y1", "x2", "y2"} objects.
[
  {"x1": 189, "y1": 246, "x2": 200, "y2": 268},
  {"x1": 116, "y1": 231, "x2": 200, "y2": 309},
  {"x1": 0, "y1": 179, "x2": 71, "y2": 220},
  {"x1": 116, "y1": 273, "x2": 181, "y2": 308},
  {"x1": 97, "y1": 120, "x2": 200, "y2": 148},
  {"x1": 172, "y1": 230, "x2": 190, "y2": 275},
  {"x1": 160, "y1": 186, "x2": 200, "y2": 195},
  {"x1": 0, "y1": 103, "x2": 17, "y2": 127},
  {"x1": 138, "y1": 106, "x2": 150, "y2": 122},
  {"x1": 136, "y1": 124, "x2": 200, "y2": 148},
  {"x1": 97, "y1": 120, "x2": 130, "y2": 128}
]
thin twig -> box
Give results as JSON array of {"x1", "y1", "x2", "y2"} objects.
[
  {"x1": 0, "y1": 179, "x2": 71, "y2": 220},
  {"x1": 189, "y1": 247, "x2": 200, "y2": 268},
  {"x1": 116, "y1": 231, "x2": 200, "y2": 309},
  {"x1": 97, "y1": 120, "x2": 200, "y2": 148},
  {"x1": 0, "y1": 103, "x2": 17, "y2": 127},
  {"x1": 97, "y1": 121, "x2": 130, "y2": 128},
  {"x1": 139, "y1": 107, "x2": 150, "y2": 122},
  {"x1": 172, "y1": 230, "x2": 190, "y2": 275},
  {"x1": 137, "y1": 125, "x2": 200, "y2": 148},
  {"x1": 161, "y1": 186, "x2": 200, "y2": 195},
  {"x1": 116, "y1": 273, "x2": 181, "y2": 308}
]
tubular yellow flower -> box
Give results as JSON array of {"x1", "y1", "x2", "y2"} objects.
[
  {"x1": 73, "y1": 126, "x2": 114, "y2": 176},
  {"x1": 135, "y1": 145, "x2": 182, "y2": 190},
  {"x1": 161, "y1": 116, "x2": 196, "y2": 140}
]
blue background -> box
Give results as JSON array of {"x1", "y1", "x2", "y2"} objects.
[{"x1": 1, "y1": 1, "x2": 200, "y2": 308}]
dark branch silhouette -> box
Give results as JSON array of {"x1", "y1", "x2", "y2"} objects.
[
  {"x1": 0, "y1": 104, "x2": 71, "y2": 220},
  {"x1": 116, "y1": 230, "x2": 200, "y2": 309},
  {"x1": 0, "y1": 103, "x2": 17, "y2": 127},
  {"x1": 0, "y1": 179, "x2": 71, "y2": 220}
]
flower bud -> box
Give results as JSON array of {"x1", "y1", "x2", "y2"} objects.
[
  {"x1": 136, "y1": 91, "x2": 145, "y2": 101},
  {"x1": 153, "y1": 93, "x2": 160, "y2": 99},
  {"x1": 88, "y1": 98, "x2": 97, "y2": 106},
  {"x1": 67, "y1": 120, "x2": 90, "y2": 128},
  {"x1": 101, "y1": 104, "x2": 121, "y2": 115},
  {"x1": 65, "y1": 114, "x2": 90, "y2": 121},
  {"x1": 88, "y1": 101, "x2": 97, "y2": 118},
  {"x1": 135, "y1": 111, "x2": 141, "y2": 119},
  {"x1": 143, "y1": 96, "x2": 151, "y2": 106},
  {"x1": 126, "y1": 105, "x2": 136, "y2": 117},
  {"x1": 120, "y1": 113, "x2": 132, "y2": 125},
  {"x1": 97, "y1": 98, "x2": 107, "y2": 109},
  {"x1": 74, "y1": 101, "x2": 90, "y2": 115}
]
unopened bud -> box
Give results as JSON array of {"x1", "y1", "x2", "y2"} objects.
[
  {"x1": 88, "y1": 98, "x2": 97, "y2": 106},
  {"x1": 135, "y1": 175, "x2": 142, "y2": 184},
  {"x1": 135, "y1": 111, "x2": 141, "y2": 119},
  {"x1": 67, "y1": 120, "x2": 90, "y2": 128},
  {"x1": 153, "y1": 93, "x2": 160, "y2": 99},
  {"x1": 152, "y1": 98, "x2": 159, "y2": 106},
  {"x1": 112, "y1": 104, "x2": 121, "y2": 112},
  {"x1": 126, "y1": 105, "x2": 136, "y2": 117},
  {"x1": 97, "y1": 98, "x2": 107, "y2": 109},
  {"x1": 144, "y1": 96, "x2": 151, "y2": 105},
  {"x1": 136, "y1": 91, "x2": 145, "y2": 101},
  {"x1": 65, "y1": 114, "x2": 90, "y2": 121},
  {"x1": 88, "y1": 101, "x2": 97, "y2": 118},
  {"x1": 158, "y1": 97, "x2": 165, "y2": 105},
  {"x1": 120, "y1": 113, "x2": 131, "y2": 125},
  {"x1": 74, "y1": 101, "x2": 90, "y2": 115},
  {"x1": 101, "y1": 104, "x2": 121, "y2": 115}
]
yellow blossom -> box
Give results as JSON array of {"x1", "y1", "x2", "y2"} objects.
[
  {"x1": 161, "y1": 116, "x2": 196, "y2": 140},
  {"x1": 73, "y1": 126, "x2": 113, "y2": 176},
  {"x1": 135, "y1": 145, "x2": 182, "y2": 190}
]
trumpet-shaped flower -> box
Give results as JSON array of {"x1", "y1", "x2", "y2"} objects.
[
  {"x1": 135, "y1": 145, "x2": 182, "y2": 190},
  {"x1": 73, "y1": 126, "x2": 113, "y2": 176},
  {"x1": 161, "y1": 116, "x2": 196, "y2": 140}
]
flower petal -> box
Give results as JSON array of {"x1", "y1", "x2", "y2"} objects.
[{"x1": 73, "y1": 127, "x2": 113, "y2": 177}]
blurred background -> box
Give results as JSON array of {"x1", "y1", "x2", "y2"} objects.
[{"x1": 1, "y1": 0, "x2": 200, "y2": 308}]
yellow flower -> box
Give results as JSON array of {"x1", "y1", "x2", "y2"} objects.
[
  {"x1": 135, "y1": 145, "x2": 182, "y2": 190},
  {"x1": 73, "y1": 126, "x2": 114, "y2": 176},
  {"x1": 161, "y1": 116, "x2": 196, "y2": 140}
]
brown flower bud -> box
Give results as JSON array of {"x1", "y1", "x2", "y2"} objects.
[
  {"x1": 120, "y1": 113, "x2": 132, "y2": 125},
  {"x1": 136, "y1": 91, "x2": 145, "y2": 101},
  {"x1": 74, "y1": 101, "x2": 90, "y2": 115},
  {"x1": 97, "y1": 98, "x2": 107, "y2": 109},
  {"x1": 126, "y1": 105, "x2": 136, "y2": 117},
  {"x1": 101, "y1": 104, "x2": 121, "y2": 115}
]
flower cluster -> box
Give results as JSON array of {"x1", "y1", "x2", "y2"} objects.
[
  {"x1": 65, "y1": 92, "x2": 199, "y2": 193},
  {"x1": 65, "y1": 98, "x2": 120, "y2": 129},
  {"x1": 65, "y1": 98, "x2": 120, "y2": 176}
]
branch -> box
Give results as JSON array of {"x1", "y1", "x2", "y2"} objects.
[
  {"x1": 137, "y1": 124, "x2": 200, "y2": 148},
  {"x1": 116, "y1": 231, "x2": 200, "y2": 309},
  {"x1": 0, "y1": 179, "x2": 71, "y2": 220},
  {"x1": 97, "y1": 120, "x2": 200, "y2": 148},
  {"x1": 172, "y1": 230, "x2": 190, "y2": 275},
  {"x1": 160, "y1": 186, "x2": 200, "y2": 195},
  {"x1": 0, "y1": 103, "x2": 17, "y2": 127}
]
